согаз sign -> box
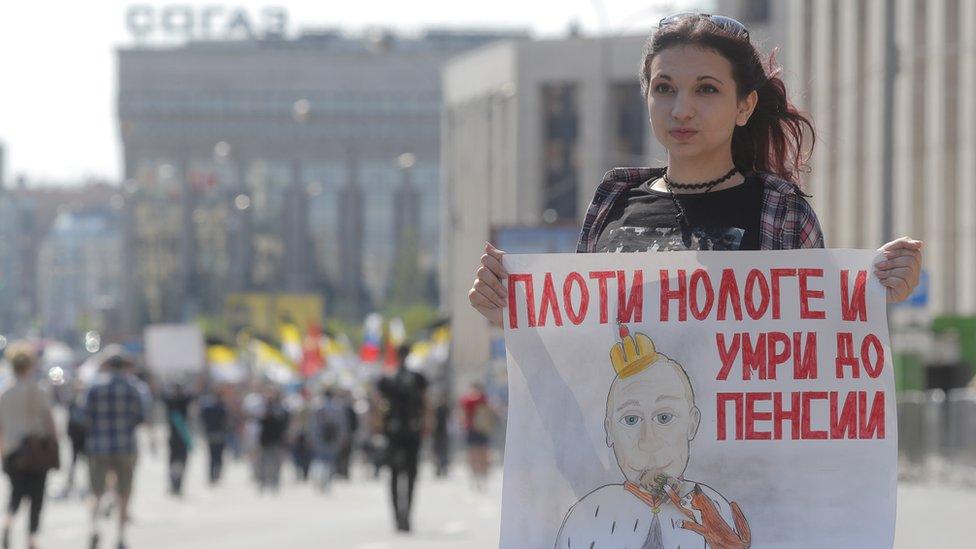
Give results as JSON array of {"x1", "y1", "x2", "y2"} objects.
[{"x1": 126, "y1": 5, "x2": 288, "y2": 42}]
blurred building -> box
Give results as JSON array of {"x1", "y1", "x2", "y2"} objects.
[
  {"x1": 37, "y1": 207, "x2": 124, "y2": 342},
  {"x1": 0, "y1": 144, "x2": 30, "y2": 337},
  {"x1": 0, "y1": 179, "x2": 119, "y2": 339},
  {"x1": 440, "y1": 34, "x2": 657, "y2": 386},
  {"x1": 117, "y1": 28, "x2": 527, "y2": 327}
]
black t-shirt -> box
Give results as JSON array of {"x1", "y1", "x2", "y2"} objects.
[
  {"x1": 377, "y1": 369, "x2": 428, "y2": 441},
  {"x1": 259, "y1": 405, "x2": 290, "y2": 447},
  {"x1": 595, "y1": 172, "x2": 763, "y2": 252}
]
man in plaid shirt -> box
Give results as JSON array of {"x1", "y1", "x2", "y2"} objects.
[{"x1": 84, "y1": 347, "x2": 149, "y2": 549}]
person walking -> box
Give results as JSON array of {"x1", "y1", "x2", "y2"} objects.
[
  {"x1": 459, "y1": 382, "x2": 494, "y2": 490},
  {"x1": 61, "y1": 380, "x2": 89, "y2": 499},
  {"x1": 335, "y1": 389, "x2": 358, "y2": 480},
  {"x1": 198, "y1": 388, "x2": 229, "y2": 485},
  {"x1": 0, "y1": 343, "x2": 58, "y2": 549},
  {"x1": 256, "y1": 388, "x2": 290, "y2": 493},
  {"x1": 310, "y1": 388, "x2": 347, "y2": 492},
  {"x1": 288, "y1": 392, "x2": 313, "y2": 483},
  {"x1": 375, "y1": 345, "x2": 429, "y2": 532},
  {"x1": 431, "y1": 393, "x2": 451, "y2": 478},
  {"x1": 84, "y1": 347, "x2": 148, "y2": 549},
  {"x1": 161, "y1": 383, "x2": 195, "y2": 496}
]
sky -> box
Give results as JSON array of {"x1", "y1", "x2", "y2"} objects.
[{"x1": 0, "y1": 0, "x2": 705, "y2": 184}]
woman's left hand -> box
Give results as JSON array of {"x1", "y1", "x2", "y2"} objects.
[{"x1": 875, "y1": 237, "x2": 923, "y2": 303}]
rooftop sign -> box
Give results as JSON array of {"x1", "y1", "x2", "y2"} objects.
[{"x1": 126, "y1": 5, "x2": 289, "y2": 42}]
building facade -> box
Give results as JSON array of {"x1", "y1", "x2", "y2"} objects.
[
  {"x1": 37, "y1": 208, "x2": 125, "y2": 342},
  {"x1": 117, "y1": 28, "x2": 526, "y2": 328},
  {"x1": 0, "y1": 179, "x2": 120, "y2": 339},
  {"x1": 719, "y1": 0, "x2": 976, "y2": 319},
  {"x1": 440, "y1": 34, "x2": 660, "y2": 386}
]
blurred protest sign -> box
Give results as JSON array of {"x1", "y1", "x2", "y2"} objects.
[{"x1": 145, "y1": 324, "x2": 205, "y2": 378}]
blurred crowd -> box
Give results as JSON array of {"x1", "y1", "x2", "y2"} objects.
[{"x1": 0, "y1": 338, "x2": 505, "y2": 549}]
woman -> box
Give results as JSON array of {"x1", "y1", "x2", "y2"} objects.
[
  {"x1": 0, "y1": 344, "x2": 58, "y2": 549},
  {"x1": 469, "y1": 12, "x2": 922, "y2": 325}
]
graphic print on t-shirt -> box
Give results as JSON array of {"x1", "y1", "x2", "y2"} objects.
[{"x1": 598, "y1": 225, "x2": 746, "y2": 252}]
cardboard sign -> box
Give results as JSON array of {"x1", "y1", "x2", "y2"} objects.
[
  {"x1": 500, "y1": 250, "x2": 895, "y2": 548},
  {"x1": 144, "y1": 324, "x2": 205, "y2": 378}
]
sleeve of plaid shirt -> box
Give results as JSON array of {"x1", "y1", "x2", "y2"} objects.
[{"x1": 790, "y1": 192, "x2": 825, "y2": 249}]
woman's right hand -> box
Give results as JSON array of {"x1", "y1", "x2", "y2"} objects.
[{"x1": 468, "y1": 242, "x2": 508, "y2": 328}]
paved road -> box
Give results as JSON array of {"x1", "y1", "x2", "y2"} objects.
[{"x1": 3, "y1": 447, "x2": 973, "y2": 548}]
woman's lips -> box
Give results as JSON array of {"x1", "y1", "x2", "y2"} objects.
[{"x1": 669, "y1": 129, "x2": 698, "y2": 142}]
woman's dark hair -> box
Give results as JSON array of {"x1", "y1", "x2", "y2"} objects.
[{"x1": 639, "y1": 16, "x2": 815, "y2": 185}]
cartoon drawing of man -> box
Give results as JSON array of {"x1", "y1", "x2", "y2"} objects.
[{"x1": 555, "y1": 323, "x2": 751, "y2": 549}]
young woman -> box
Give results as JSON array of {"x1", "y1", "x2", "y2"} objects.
[{"x1": 469, "y1": 13, "x2": 922, "y2": 326}]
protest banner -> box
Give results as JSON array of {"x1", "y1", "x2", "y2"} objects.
[
  {"x1": 144, "y1": 323, "x2": 206, "y2": 379},
  {"x1": 501, "y1": 250, "x2": 895, "y2": 548}
]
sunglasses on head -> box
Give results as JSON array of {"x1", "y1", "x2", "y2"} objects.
[{"x1": 658, "y1": 12, "x2": 750, "y2": 40}]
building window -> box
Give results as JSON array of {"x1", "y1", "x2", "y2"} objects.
[
  {"x1": 612, "y1": 82, "x2": 646, "y2": 167},
  {"x1": 541, "y1": 83, "x2": 579, "y2": 221},
  {"x1": 741, "y1": 0, "x2": 771, "y2": 24}
]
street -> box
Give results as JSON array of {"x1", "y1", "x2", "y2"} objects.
[{"x1": 4, "y1": 447, "x2": 973, "y2": 548}]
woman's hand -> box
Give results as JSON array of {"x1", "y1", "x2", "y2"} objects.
[
  {"x1": 875, "y1": 237, "x2": 923, "y2": 303},
  {"x1": 468, "y1": 242, "x2": 508, "y2": 328}
]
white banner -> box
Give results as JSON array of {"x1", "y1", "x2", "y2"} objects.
[
  {"x1": 144, "y1": 324, "x2": 205, "y2": 378},
  {"x1": 501, "y1": 250, "x2": 895, "y2": 548}
]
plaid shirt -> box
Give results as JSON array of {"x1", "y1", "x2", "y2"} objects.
[
  {"x1": 84, "y1": 373, "x2": 148, "y2": 455},
  {"x1": 576, "y1": 167, "x2": 825, "y2": 252}
]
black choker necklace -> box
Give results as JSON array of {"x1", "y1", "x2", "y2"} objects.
[
  {"x1": 660, "y1": 166, "x2": 739, "y2": 232},
  {"x1": 663, "y1": 167, "x2": 738, "y2": 191}
]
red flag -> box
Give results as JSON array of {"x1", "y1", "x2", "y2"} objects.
[{"x1": 300, "y1": 324, "x2": 325, "y2": 378}]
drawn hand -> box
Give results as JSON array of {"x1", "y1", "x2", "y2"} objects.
[
  {"x1": 666, "y1": 484, "x2": 751, "y2": 549},
  {"x1": 876, "y1": 237, "x2": 923, "y2": 303}
]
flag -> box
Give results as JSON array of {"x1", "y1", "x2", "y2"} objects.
[
  {"x1": 280, "y1": 322, "x2": 303, "y2": 363},
  {"x1": 360, "y1": 313, "x2": 383, "y2": 363},
  {"x1": 384, "y1": 317, "x2": 406, "y2": 369},
  {"x1": 300, "y1": 324, "x2": 325, "y2": 378}
]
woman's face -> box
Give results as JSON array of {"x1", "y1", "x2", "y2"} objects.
[{"x1": 646, "y1": 45, "x2": 757, "y2": 162}]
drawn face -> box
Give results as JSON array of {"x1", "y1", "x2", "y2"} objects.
[
  {"x1": 646, "y1": 45, "x2": 757, "y2": 162},
  {"x1": 605, "y1": 360, "x2": 700, "y2": 492}
]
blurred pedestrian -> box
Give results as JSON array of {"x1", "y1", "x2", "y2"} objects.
[
  {"x1": 459, "y1": 382, "x2": 494, "y2": 490},
  {"x1": 375, "y1": 344, "x2": 429, "y2": 532},
  {"x1": 161, "y1": 383, "x2": 195, "y2": 496},
  {"x1": 310, "y1": 388, "x2": 347, "y2": 492},
  {"x1": 61, "y1": 379, "x2": 90, "y2": 498},
  {"x1": 288, "y1": 391, "x2": 313, "y2": 482},
  {"x1": 241, "y1": 385, "x2": 266, "y2": 479},
  {"x1": 431, "y1": 393, "x2": 451, "y2": 478},
  {"x1": 84, "y1": 347, "x2": 148, "y2": 549},
  {"x1": 198, "y1": 388, "x2": 229, "y2": 485},
  {"x1": 0, "y1": 343, "x2": 58, "y2": 549},
  {"x1": 257, "y1": 388, "x2": 290, "y2": 493},
  {"x1": 335, "y1": 389, "x2": 358, "y2": 480}
]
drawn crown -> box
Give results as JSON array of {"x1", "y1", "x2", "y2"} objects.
[{"x1": 611, "y1": 321, "x2": 658, "y2": 379}]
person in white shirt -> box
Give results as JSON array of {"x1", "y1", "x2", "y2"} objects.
[{"x1": 0, "y1": 343, "x2": 57, "y2": 549}]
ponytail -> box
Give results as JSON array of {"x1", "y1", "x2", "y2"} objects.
[{"x1": 732, "y1": 50, "x2": 815, "y2": 185}]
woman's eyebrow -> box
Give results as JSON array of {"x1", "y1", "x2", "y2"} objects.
[{"x1": 653, "y1": 74, "x2": 724, "y2": 84}]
